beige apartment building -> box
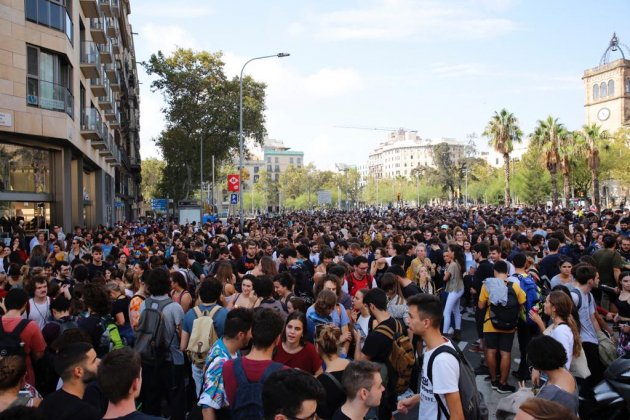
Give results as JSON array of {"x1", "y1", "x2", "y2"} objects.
[
  {"x1": 0, "y1": 0, "x2": 141, "y2": 236},
  {"x1": 367, "y1": 129, "x2": 466, "y2": 180}
]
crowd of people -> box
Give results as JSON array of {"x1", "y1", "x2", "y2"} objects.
[{"x1": 0, "y1": 204, "x2": 628, "y2": 420}]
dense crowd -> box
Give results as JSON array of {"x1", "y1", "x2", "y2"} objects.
[{"x1": 0, "y1": 205, "x2": 629, "y2": 420}]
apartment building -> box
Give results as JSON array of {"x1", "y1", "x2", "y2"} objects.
[
  {"x1": 367, "y1": 129, "x2": 466, "y2": 179},
  {"x1": 263, "y1": 138, "x2": 303, "y2": 182},
  {"x1": 0, "y1": 0, "x2": 141, "y2": 233}
]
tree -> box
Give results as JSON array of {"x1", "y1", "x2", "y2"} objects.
[
  {"x1": 140, "y1": 158, "x2": 165, "y2": 200},
  {"x1": 529, "y1": 116, "x2": 567, "y2": 208},
  {"x1": 575, "y1": 123, "x2": 610, "y2": 210},
  {"x1": 482, "y1": 109, "x2": 523, "y2": 207},
  {"x1": 144, "y1": 48, "x2": 267, "y2": 201},
  {"x1": 513, "y1": 148, "x2": 551, "y2": 205},
  {"x1": 558, "y1": 130, "x2": 575, "y2": 208}
]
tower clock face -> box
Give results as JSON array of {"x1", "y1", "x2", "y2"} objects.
[{"x1": 597, "y1": 107, "x2": 610, "y2": 121}]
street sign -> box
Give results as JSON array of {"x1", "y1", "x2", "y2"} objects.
[
  {"x1": 151, "y1": 198, "x2": 168, "y2": 212},
  {"x1": 317, "y1": 190, "x2": 332, "y2": 205},
  {"x1": 114, "y1": 201, "x2": 124, "y2": 208},
  {"x1": 227, "y1": 174, "x2": 240, "y2": 192},
  {"x1": 230, "y1": 193, "x2": 238, "y2": 204}
]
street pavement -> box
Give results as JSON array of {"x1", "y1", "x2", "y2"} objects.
[{"x1": 395, "y1": 311, "x2": 521, "y2": 419}]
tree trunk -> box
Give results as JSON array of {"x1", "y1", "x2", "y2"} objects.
[
  {"x1": 563, "y1": 172, "x2": 571, "y2": 208},
  {"x1": 503, "y1": 153, "x2": 511, "y2": 207},
  {"x1": 550, "y1": 165, "x2": 558, "y2": 208},
  {"x1": 592, "y1": 169, "x2": 600, "y2": 210}
]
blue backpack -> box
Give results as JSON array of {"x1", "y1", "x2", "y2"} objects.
[
  {"x1": 512, "y1": 274, "x2": 541, "y2": 326},
  {"x1": 230, "y1": 358, "x2": 283, "y2": 420}
]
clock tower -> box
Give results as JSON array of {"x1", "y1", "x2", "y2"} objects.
[{"x1": 583, "y1": 33, "x2": 630, "y2": 133}]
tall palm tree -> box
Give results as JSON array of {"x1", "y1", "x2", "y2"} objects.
[
  {"x1": 483, "y1": 109, "x2": 523, "y2": 207},
  {"x1": 529, "y1": 116, "x2": 567, "y2": 209},
  {"x1": 557, "y1": 130, "x2": 575, "y2": 208},
  {"x1": 576, "y1": 124, "x2": 610, "y2": 210}
]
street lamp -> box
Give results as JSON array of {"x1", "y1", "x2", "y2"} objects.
[{"x1": 239, "y1": 52, "x2": 290, "y2": 232}]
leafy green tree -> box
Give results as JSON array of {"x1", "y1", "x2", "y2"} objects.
[
  {"x1": 529, "y1": 116, "x2": 567, "y2": 208},
  {"x1": 140, "y1": 158, "x2": 166, "y2": 200},
  {"x1": 513, "y1": 148, "x2": 551, "y2": 205},
  {"x1": 482, "y1": 109, "x2": 523, "y2": 207},
  {"x1": 144, "y1": 48, "x2": 267, "y2": 201},
  {"x1": 558, "y1": 130, "x2": 576, "y2": 208}
]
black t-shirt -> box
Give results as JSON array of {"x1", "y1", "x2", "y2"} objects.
[
  {"x1": 237, "y1": 255, "x2": 257, "y2": 274},
  {"x1": 472, "y1": 259, "x2": 494, "y2": 292},
  {"x1": 111, "y1": 296, "x2": 131, "y2": 324},
  {"x1": 39, "y1": 389, "x2": 101, "y2": 420},
  {"x1": 77, "y1": 314, "x2": 106, "y2": 356},
  {"x1": 104, "y1": 411, "x2": 165, "y2": 420},
  {"x1": 401, "y1": 282, "x2": 422, "y2": 299},
  {"x1": 87, "y1": 262, "x2": 108, "y2": 280},
  {"x1": 362, "y1": 317, "x2": 398, "y2": 363},
  {"x1": 331, "y1": 408, "x2": 354, "y2": 420},
  {"x1": 317, "y1": 371, "x2": 346, "y2": 420}
]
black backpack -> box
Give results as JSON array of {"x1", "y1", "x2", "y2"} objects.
[
  {"x1": 230, "y1": 358, "x2": 282, "y2": 420},
  {"x1": 134, "y1": 297, "x2": 174, "y2": 366},
  {"x1": 428, "y1": 345, "x2": 489, "y2": 420},
  {"x1": 0, "y1": 318, "x2": 30, "y2": 357},
  {"x1": 486, "y1": 282, "x2": 520, "y2": 331}
]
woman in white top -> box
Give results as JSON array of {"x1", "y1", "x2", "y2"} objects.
[
  {"x1": 529, "y1": 291, "x2": 582, "y2": 372},
  {"x1": 350, "y1": 289, "x2": 374, "y2": 349}
]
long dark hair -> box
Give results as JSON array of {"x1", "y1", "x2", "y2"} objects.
[
  {"x1": 281, "y1": 311, "x2": 307, "y2": 346},
  {"x1": 448, "y1": 243, "x2": 465, "y2": 275}
]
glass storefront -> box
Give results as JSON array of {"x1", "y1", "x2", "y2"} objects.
[
  {"x1": 0, "y1": 143, "x2": 52, "y2": 193},
  {"x1": 0, "y1": 201, "x2": 51, "y2": 236}
]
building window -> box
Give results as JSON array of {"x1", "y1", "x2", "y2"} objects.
[
  {"x1": 275, "y1": 157, "x2": 279, "y2": 163},
  {"x1": 25, "y1": 0, "x2": 73, "y2": 42},
  {"x1": 626, "y1": 78, "x2": 630, "y2": 93},
  {"x1": 267, "y1": 157, "x2": 271, "y2": 163},
  {"x1": 600, "y1": 81, "x2": 607, "y2": 97},
  {"x1": 608, "y1": 79, "x2": 615, "y2": 96},
  {"x1": 289, "y1": 157, "x2": 294, "y2": 164},
  {"x1": 275, "y1": 165, "x2": 280, "y2": 172},
  {"x1": 297, "y1": 157, "x2": 302, "y2": 164},
  {"x1": 26, "y1": 45, "x2": 74, "y2": 118},
  {"x1": 0, "y1": 143, "x2": 51, "y2": 193},
  {"x1": 267, "y1": 165, "x2": 272, "y2": 172},
  {"x1": 593, "y1": 83, "x2": 599, "y2": 100},
  {"x1": 253, "y1": 175, "x2": 259, "y2": 183},
  {"x1": 253, "y1": 166, "x2": 259, "y2": 173}
]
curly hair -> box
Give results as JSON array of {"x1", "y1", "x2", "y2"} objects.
[
  {"x1": 81, "y1": 282, "x2": 112, "y2": 316},
  {"x1": 0, "y1": 356, "x2": 26, "y2": 391}
]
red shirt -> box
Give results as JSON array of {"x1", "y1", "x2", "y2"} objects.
[
  {"x1": 346, "y1": 273, "x2": 372, "y2": 296},
  {"x1": 222, "y1": 357, "x2": 286, "y2": 406},
  {"x1": 1, "y1": 317, "x2": 46, "y2": 387},
  {"x1": 273, "y1": 342, "x2": 322, "y2": 375}
]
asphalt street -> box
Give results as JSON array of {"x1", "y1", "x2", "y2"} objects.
[{"x1": 395, "y1": 312, "x2": 520, "y2": 420}]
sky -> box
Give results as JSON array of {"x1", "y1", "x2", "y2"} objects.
[{"x1": 129, "y1": 0, "x2": 630, "y2": 170}]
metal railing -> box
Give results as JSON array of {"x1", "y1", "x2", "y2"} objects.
[
  {"x1": 90, "y1": 16, "x2": 107, "y2": 32},
  {"x1": 26, "y1": 78, "x2": 74, "y2": 118},
  {"x1": 80, "y1": 41, "x2": 100, "y2": 66},
  {"x1": 81, "y1": 108, "x2": 103, "y2": 135}
]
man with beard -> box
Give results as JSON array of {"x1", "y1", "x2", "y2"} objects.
[{"x1": 39, "y1": 342, "x2": 101, "y2": 420}]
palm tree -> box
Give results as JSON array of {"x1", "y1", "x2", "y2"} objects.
[
  {"x1": 557, "y1": 130, "x2": 575, "y2": 208},
  {"x1": 482, "y1": 109, "x2": 523, "y2": 207},
  {"x1": 529, "y1": 116, "x2": 567, "y2": 209},
  {"x1": 576, "y1": 124, "x2": 610, "y2": 210}
]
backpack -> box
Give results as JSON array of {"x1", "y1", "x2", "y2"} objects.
[
  {"x1": 486, "y1": 281, "x2": 521, "y2": 331},
  {"x1": 427, "y1": 345, "x2": 489, "y2": 420},
  {"x1": 230, "y1": 358, "x2": 282, "y2": 420},
  {"x1": 99, "y1": 315, "x2": 125, "y2": 354},
  {"x1": 50, "y1": 317, "x2": 79, "y2": 336},
  {"x1": 179, "y1": 268, "x2": 199, "y2": 294},
  {"x1": 134, "y1": 297, "x2": 174, "y2": 366},
  {"x1": 375, "y1": 319, "x2": 415, "y2": 394},
  {"x1": 0, "y1": 319, "x2": 30, "y2": 357},
  {"x1": 512, "y1": 274, "x2": 541, "y2": 326},
  {"x1": 307, "y1": 306, "x2": 341, "y2": 341},
  {"x1": 186, "y1": 305, "x2": 222, "y2": 368}
]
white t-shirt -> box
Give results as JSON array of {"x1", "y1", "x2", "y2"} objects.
[
  {"x1": 355, "y1": 314, "x2": 371, "y2": 349},
  {"x1": 25, "y1": 298, "x2": 50, "y2": 330},
  {"x1": 419, "y1": 341, "x2": 460, "y2": 420},
  {"x1": 549, "y1": 323, "x2": 574, "y2": 369}
]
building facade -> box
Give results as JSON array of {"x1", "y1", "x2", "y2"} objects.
[
  {"x1": 583, "y1": 34, "x2": 630, "y2": 133},
  {"x1": 367, "y1": 129, "x2": 466, "y2": 179},
  {"x1": 0, "y1": 0, "x2": 141, "y2": 235}
]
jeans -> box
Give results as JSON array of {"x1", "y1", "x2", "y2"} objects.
[
  {"x1": 191, "y1": 363, "x2": 204, "y2": 397},
  {"x1": 443, "y1": 288, "x2": 464, "y2": 334}
]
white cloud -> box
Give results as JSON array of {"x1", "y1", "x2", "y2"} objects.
[
  {"x1": 304, "y1": 68, "x2": 364, "y2": 98},
  {"x1": 302, "y1": 0, "x2": 517, "y2": 41}
]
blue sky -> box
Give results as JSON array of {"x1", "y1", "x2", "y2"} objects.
[{"x1": 130, "y1": 0, "x2": 630, "y2": 169}]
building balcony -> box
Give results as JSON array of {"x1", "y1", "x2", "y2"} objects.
[
  {"x1": 80, "y1": 0, "x2": 101, "y2": 18},
  {"x1": 111, "y1": 0, "x2": 120, "y2": 17},
  {"x1": 98, "y1": 88, "x2": 113, "y2": 110},
  {"x1": 97, "y1": 40, "x2": 112, "y2": 64},
  {"x1": 110, "y1": 111, "x2": 121, "y2": 128},
  {"x1": 99, "y1": 0, "x2": 112, "y2": 17},
  {"x1": 81, "y1": 108, "x2": 104, "y2": 142},
  {"x1": 110, "y1": 71, "x2": 121, "y2": 93},
  {"x1": 104, "y1": 101, "x2": 118, "y2": 121},
  {"x1": 26, "y1": 79, "x2": 74, "y2": 118},
  {"x1": 89, "y1": 76, "x2": 106, "y2": 97},
  {"x1": 119, "y1": 147, "x2": 130, "y2": 169},
  {"x1": 111, "y1": 36, "x2": 120, "y2": 55},
  {"x1": 129, "y1": 156, "x2": 141, "y2": 170},
  {"x1": 106, "y1": 17, "x2": 118, "y2": 37},
  {"x1": 80, "y1": 41, "x2": 101, "y2": 79},
  {"x1": 99, "y1": 132, "x2": 114, "y2": 157},
  {"x1": 90, "y1": 17, "x2": 107, "y2": 44}
]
